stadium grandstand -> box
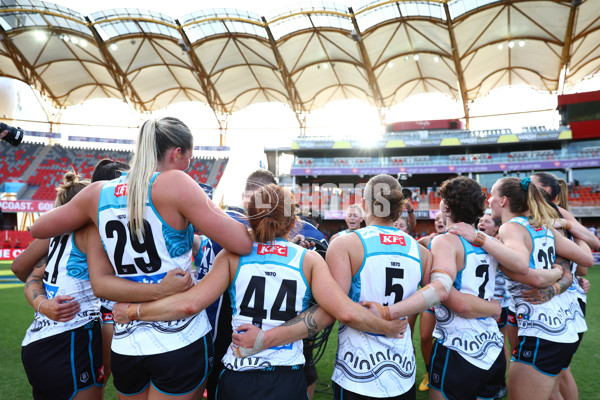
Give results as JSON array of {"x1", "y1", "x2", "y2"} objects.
[{"x1": 0, "y1": 0, "x2": 600, "y2": 251}]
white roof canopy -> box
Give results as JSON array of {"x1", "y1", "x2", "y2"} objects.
[{"x1": 1, "y1": 0, "x2": 599, "y2": 125}]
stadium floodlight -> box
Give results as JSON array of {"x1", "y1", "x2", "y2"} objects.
[
  {"x1": 519, "y1": 40, "x2": 525, "y2": 47},
  {"x1": 434, "y1": 56, "x2": 440, "y2": 63},
  {"x1": 413, "y1": 54, "x2": 419, "y2": 61},
  {"x1": 498, "y1": 43, "x2": 503, "y2": 50},
  {"x1": 508, "y1": 41, "x2": 515, "y2": 48},
  {"x1": 110, "y1": 44, "x2": 118, "y2": 51},
  {"x1": 388, "y1": 62, "x2": 393, "y2": 68}
]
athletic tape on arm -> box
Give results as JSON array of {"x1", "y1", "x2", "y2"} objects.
[{"x1": 233, "y1": 329, "x2": 265, "y2": 358}]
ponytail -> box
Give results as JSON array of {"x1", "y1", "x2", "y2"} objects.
[
  {"x1": 127, "y1": 117, "x2": 193, "y2": 240},
  {"x1": 497, "y1": 177, "x2": 556, "y2": 229},
  {"x1": 556, "y1": 179, "x2": 570, "y2": 211}
]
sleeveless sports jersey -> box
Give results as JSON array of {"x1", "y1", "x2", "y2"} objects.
[
  {"x1": 493, "y1": 270, "x2": 512, "y2": 308},
  {"x1": 505, "y1": 217, "x2": 579, "y2": 343},
  {"x1": 432, "y1": 234, "x2": 504, "y2": 370},
  {"x1": 332, "y1": 225, "x2": 422, "y2": 397},
  {"x1": 97, "y1": 172, "x2": 211, "y2": 356},
  {"x1": 222, "y1": 239, "x2": 310, "y2": 371},
  {"x1": 22, "y1": 232, "x2": 100, "y2": 346}
]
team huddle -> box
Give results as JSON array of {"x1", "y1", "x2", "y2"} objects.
[{"x1": 12, "y1": 117, "x2": 597, "y2": 400}]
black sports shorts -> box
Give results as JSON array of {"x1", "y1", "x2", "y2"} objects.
[
  {"x1": 511, "y1": 336, "x2": 578, "y2": 376},
  {"x1": 429, "y1": 339, "x2": 506, "y2": 400},
  {"x1": 22, "y1": 319, "x2": 104, "y2": 400},
  {"x1": 217, "y1": 365, "x2": 306, "y2": 400},
  {"x1": 111, "y1": 332, "x2": 213, "y2": 396}
]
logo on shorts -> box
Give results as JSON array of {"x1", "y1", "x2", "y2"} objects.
[
  {"x1": 80, "y1": 372, "x2": 90, "y2": 383},
  {"x1": 379, "y1": 234, "x2": 406, "y2": 246},
  {"x1": 523, "y1": 350, "x2": 532, "y2": 358},
  {"x1": 432, "y1": 372, "x2": 440, "y2": 384},
  {"x1": 257, "y1": 244, "x2": 287, "y2": 256},
  {"x1": 114, "y1": 184, "x2": 127, "y2": 197}
]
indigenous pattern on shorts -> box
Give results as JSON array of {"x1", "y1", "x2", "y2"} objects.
[
  {"x1": 332, "y1": 225, "x2": 421, "y2": 398},
  {"x1": 23, "y1": 231, "x2": 100, "y2": 346},
  {"x1": 222, "y1": 239, "x2": 310, "y2": 371},
  {"x1": 432, "y1": 234, "x2": 504, "y2": 370},
  {"x1": 97, "y1": 172, "x2": 210, "y2": 356},
  {"x1": 506, "y1": 217, "x2": 579, "y2": 343}
]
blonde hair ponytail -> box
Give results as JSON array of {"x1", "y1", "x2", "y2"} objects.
[{"x1": 127, "y1": 117, "x2": 193, "y2": 240}]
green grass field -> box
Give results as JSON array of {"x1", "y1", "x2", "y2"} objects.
[{"x1": 2, "y1": 261, "x2": 600, "y2": 399}]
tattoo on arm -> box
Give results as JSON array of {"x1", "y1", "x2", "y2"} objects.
[
  {"x1": 25, "y1": 257, "x2": 48, "y2": 302},
  {"x1": 281, "y1": 304, "x2": 320, "y2": 338}
]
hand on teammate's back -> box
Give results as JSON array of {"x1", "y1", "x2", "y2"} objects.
[{"x1": 40, "y1": 295, "x2": 80, "y2": 322}]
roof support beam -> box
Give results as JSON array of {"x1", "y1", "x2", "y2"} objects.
[
  {"x1": 0, "y1": 25, "x2": 59, "y2": 107},
  {"x1": 349, "y1": 7, "x2": 386, "y2": 125},
  {"x1": 85, "y1": 17, "x2": 148, "y2": 112},
  {"x1": 557, "y1": 0, "x2": 581, "y2": 93},
  {"x1": 443, "y1": 3, "x2": 470, "y2": 129},
  {"x1": 261, "y1": 17, "x2": 306, "y2": 131},
  {"x1": 175, "y1": 20, "x2": 228, "y2": 135}
]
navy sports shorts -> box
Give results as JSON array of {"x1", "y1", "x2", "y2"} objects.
[
  {"x1": 333, "y1": 382, "x2": 416, "y2": 400},
  {"x1": 22, "y1": 319, "x2": 104, "y2": 400},
  {"x1": 217, "y1": 365, "x2": 306, "y2": 400},
  {"x1": 429, "y1": 339, "x2": 506, "y2": 400},
  {"x1": 511, "y1": 336, "x2": 578, "y2": 376},
  {"x1": 111, "y1": 332, "x2": 213, "y2": 396}
]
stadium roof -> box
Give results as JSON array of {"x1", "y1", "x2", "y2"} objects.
[{"x1": 0, "y1": 0, "x2": 599, "y2": 127}]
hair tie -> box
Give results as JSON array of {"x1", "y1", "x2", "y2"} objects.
[{"x1": 520, "y1": 177, "x2": 531, "y2": 191}]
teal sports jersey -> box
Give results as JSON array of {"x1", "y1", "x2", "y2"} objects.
[
  {"x1": 97, "y1": 172, "x2": 211, "y2": 356},
  {"x1": 432, "y1": 234, "x2": 503, "y2": 370},
  {"x1": 506, "y1": 216, "x2": 579, "y2": 343},
  {"x1": 222, "y1": 239, "x2": 310, "y2": 371},
  {"x1": 23, "y1": 231, "x2": 100, "y2": 346},
  {"x1": 332, "y1": 225, "x2": 422, "y2": 397}
]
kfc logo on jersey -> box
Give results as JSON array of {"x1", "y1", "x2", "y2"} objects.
[
  {"x1": 380, "y1": 234, "x2": 406, "y2": 246},
  {"x1": 257, "y1": 244, "x2": 288, "y2": 256},
  {"x1": 114, "y1": 184, "x2": 127, "y2": 197}
]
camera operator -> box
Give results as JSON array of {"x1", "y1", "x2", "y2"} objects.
[{"x1": 0, "y1": 122, "x2": 24, "y2": 146}]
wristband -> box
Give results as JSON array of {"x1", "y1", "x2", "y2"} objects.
[
  {"x1": 137, "y1": 304, "x2": 142, "y2": 320},
  {"x1": 407, "y1": 209, "x2": 414, "y2": 213},
  {"x1": 474, "y1": 231, "x2": 487, "y2": 246},
  {"x1": 37, "y1": 298, "x2": 48, "y2": 314},
  {"x1": 127, "y1": 303, "x2": 139, "y2": 321}
]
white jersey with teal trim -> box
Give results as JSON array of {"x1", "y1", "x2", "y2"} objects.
[
  {"x1": 432, "y1": 234, "x2": 503, "y2": 370},
  {"x1": 97, "y1": 173, "x2": 210, "y2": 356},
  {"x1": 565, "y1": 259, "x2": 587, "y2": 333},
  {"x1": 23, "y1": 232, "x2": 100, "y2": 346},
  {"x1": 332, "y1": 225, "x2": 421, "y2": 398},
  {"x1": 506, "y1": 217, "x2": 579, "y2": 343},
  {"x1": 222, "y1": 239, "x2": 310, "y2": 371}
]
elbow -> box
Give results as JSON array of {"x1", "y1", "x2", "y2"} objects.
[
  {"x1": 335, "y1": 307, "x2": 356, "y2": 327},
  {"x1": 181, "y1": 302, "x2": 201, "y2": 317},
  {"x1": 581, "y1": 255, "x2": 594, "y2": 269}
]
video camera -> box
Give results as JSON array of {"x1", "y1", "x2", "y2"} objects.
[{"x1": 0, "y1": 122, "x2": 24, "y2": 146}]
